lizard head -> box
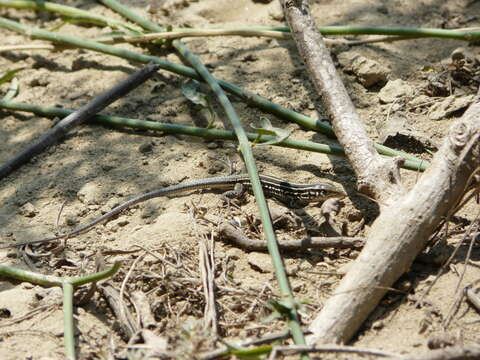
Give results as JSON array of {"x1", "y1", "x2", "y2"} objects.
[
  {"x1": 303, "y1": 182, "x2": 347, "y2": 203},
  {"x1": 284, "y1": 182, "x2": 346, "y2": 208}
]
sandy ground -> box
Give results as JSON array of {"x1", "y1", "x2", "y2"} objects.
[{"x1": 1, "y1": 0, "x2": 480, "y2": 359}]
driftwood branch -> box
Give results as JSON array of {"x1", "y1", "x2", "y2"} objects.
[
  {"x1": 280, "y1": 0, "x2": 405, "y2": 207},
  {"x1": 281, "y1": 0, "x2": 480, "y2": 345},
  {"x1": 308, "y1": 102, "x2": 480, "y2": 343}
]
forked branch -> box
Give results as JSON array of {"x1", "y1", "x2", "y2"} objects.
[{"x1": 281, "y1": 0, "x2": 480, "y2": 344}]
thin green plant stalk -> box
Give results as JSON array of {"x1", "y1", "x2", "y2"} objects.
[
  {"x1": 97, "y1": 28, "x2": 293, "y2": 43},
  {"x1": 0, "y1": 262, "x2": 121, "y2": 359},
  {"x1": 0, "y1": 16, "x2": 426, "y2": 168},
  {"x1": 0, "y1": 100, "x2": 426, "y2": 171},
  {"x1": 0, "y1": 5, "x2": 429, "y2": 170},
  {"x1": 302, "y1": 25, "x2": 480, "y2": 40},
  {"x1": 0, "y1": 262, "x2": 121, "y2": 286},
  {"x1": 68, "y1": 261, "x2": 122, "y2": 286},
  {"x1": 0, "y1": 264, "x2": 60, "y2": 286},
  {"x1": 0, "y1": 99, "x2": 341, "y2": 153},
  {"x1": 99, "y1": 0, "x2": 309, "y2": 348},
  {"x1": 256, "y1": 24, "x2": 480, "y2": 40},
  {"x1": 2, "y1": 1, "x2": 479, "y2": 41},
  {"x1": 62, "y1": 282, "x2": 75, "y2": 360},
  {"x1": 0, "y1": 0, "x2": 139, "y2": 31},
  {"x1": 97, "y1": 26, "x2": 480, "y2": 44},
  {"x1": 0, "y1": 0, "x2": 427, "y2": 166}
]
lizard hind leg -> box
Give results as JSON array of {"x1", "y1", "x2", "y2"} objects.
[{"x1": 220, "y1": 182, "x2": 246, "y2": 208}]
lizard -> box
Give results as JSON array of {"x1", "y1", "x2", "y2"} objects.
[{"x1": 1, "y1": 174, "x2": 346, "y2": 249}]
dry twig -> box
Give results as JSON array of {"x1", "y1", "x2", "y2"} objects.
[
  {"x1": 198, "y1": 230, "x2": 219, "y2": 334},
  {"x1": 267, "y1": 344, "x2": 405, "y2": 359},
  {"x1": 410, "y1": 345, "x2": 480, "y2": 360},
  {"x1": 218, "y1": 222, "x2": 364, "y2": 251},
  {"x1": 99, "y1": 283, "x2": 137, "y2": 339}
]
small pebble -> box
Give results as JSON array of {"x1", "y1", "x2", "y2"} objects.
[
  {"x1": 378, "y1": 79, "x2": 413, "y2": 103},
  {"x1": 206, "y1": 141, "x2": 219, "y2": 149},
  {"x1": 139, "y1": 142, "x2": 153, "y2": 153},
  {"x1": 248, "y1": 252, "x2": 274, "y2": 273},
  {"x1": 18, "y1": 202, "x2": 37, "y2": 217},
  {"x1": 77, "y1": 182, "x2": 102, "y2": 205}
]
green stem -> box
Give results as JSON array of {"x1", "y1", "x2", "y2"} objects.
[
  {"x1": 68, "y1": 262, "x2": 121, "y2": 286},
  {"x1": 0, "y1": 14, "x2": 426, "y2": 166},
  {"x1": 101, "y1": 26, "x2": 480, "y2": 43},
  {"x1": 0, "y1": 0, "x2": 139, "y2": 31},
  {"x1": 311, "y1": 25, "x2": 480, "y2": 40},
  {"x1": 99, "y1": 0, "x2": 308, "y2": 347},
  {"x1": 0, "y1": 262, "x2": 121, "y2": 360},
  {"x1": 259, "y1": 25, "x2": 480, "y2": 40},
  {"x1": 183, "y1": 26, "x2": 310, "y2": 350},
  {"x1": 2, "y1": 1, "x2": 478, "y2": 41},
  {"x1": 62, "y1": 282, "x2": 75, "y2": 360},
  {"x1": 0, "y1": 100, "x2": 427, "y2": 171},
  {"x1": 0, "y1": 264, "x2": 61, "y2": 286}
]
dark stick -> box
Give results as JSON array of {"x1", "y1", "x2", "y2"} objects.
[{"x1": 0, "y1": 63, "x2": 160, "y2": 180}]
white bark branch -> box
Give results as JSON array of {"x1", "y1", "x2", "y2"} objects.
[
  {"x1": 281, "y1": 0, "x2": 405, "y2": 207},
  {"x1": 308, "y1": 101, "x2": 480, "y2": 343},
  {"x1": 281, "y1": 0, "x2": 480, "y2": 345}
]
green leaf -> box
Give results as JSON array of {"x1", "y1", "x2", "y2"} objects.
[
  {"x1": 0, "y1": 67, "x2": 24, "y2": 86},
  {"x1": 260, "y1": 311, "x2": 282, "y2": 324},
  {"x1": 1, "y1": 68, "x2": 23, "y2": 101},
  {"x1": 181, "y1": 79, "x2": 208, "y2": 108},
  {"x1": 221, "y1": 340, "x2": 269, "y2": 360},
  {"x1": 181, "y1": 80, "x2": 217, "y2": 128},
  {"x1": 268, "y1": 298, "x2": 294, "y2": 314},
  {"x1": 250, "y1": 117, "x2": 292, "y2": 146},
  {"x1": 261, "y1": 298, "x2": 296, "y2": 324},
  {"x1": 3, "y1": 77, "x2": 19, "y2": 101},
  {"x1": 231, "y1": 346, "x2": 269, "y2": 360},
  {"x1": 48, "y1": 21, "x2": 68, "y2": 32}
]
